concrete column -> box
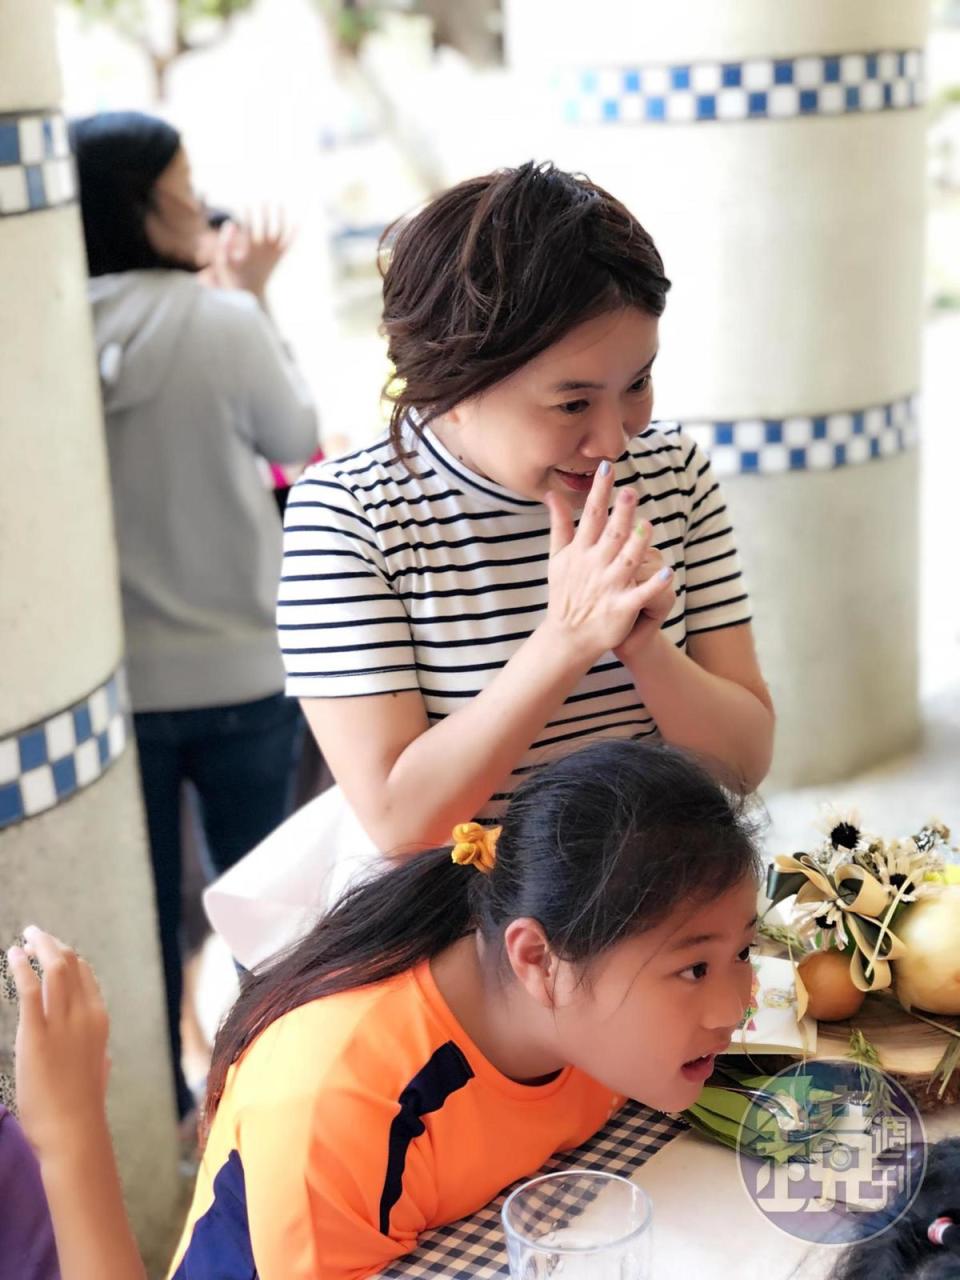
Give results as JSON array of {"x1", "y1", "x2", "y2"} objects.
[
  {"x1": 504, "y1": 0, "x2": 927, "y2": 786},
  {"x1": 0, "y1": 0, "x2": 181, "y2": 1269}
]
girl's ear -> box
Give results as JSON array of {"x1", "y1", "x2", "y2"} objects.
[{"x1": 503, "y1": 918, "x2": 560, "y2": 1009}]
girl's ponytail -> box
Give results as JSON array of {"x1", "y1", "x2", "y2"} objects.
[
  {"x1": 203, "y1": 846, "x2": 475, "y2": 1132},
  {"x1": 204, "y1": 740, "x2": 760, "y2": 1134}
]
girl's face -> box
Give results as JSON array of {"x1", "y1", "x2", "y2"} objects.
[
  {"x1": 524, "y1": 877, "x2": 759, "y2": 1113},
  {"x1": 434, "y1": 307, "x2": 660, "y2": 506},
  {"x1": 145, "y1": 146, "x2": 205, "y2": 267}
]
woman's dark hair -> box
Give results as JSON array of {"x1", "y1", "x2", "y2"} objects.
[
  {"x1": 379, "y1": 160, "x2": 671, "y2": 452},
  {"x1": 204, "y1": 739, "x2": 758, "y2": 1133},
  {"x1": 69, "y1": 111, "x2": 185, "y2": 276},
  {"x1": 830, "y1": 1139, "x2": 960, "y2": 1280}
]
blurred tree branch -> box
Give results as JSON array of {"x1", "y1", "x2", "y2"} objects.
[{"x1": 66, "y1": 0, "x2": 255, "y2": 98}]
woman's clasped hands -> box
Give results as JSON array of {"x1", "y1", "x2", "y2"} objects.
[{"x1": 544, "y1": 461, "x2": 677, "y2": 663}]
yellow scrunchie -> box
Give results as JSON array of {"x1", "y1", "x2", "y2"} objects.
[{"x1": 450, "y1": 822, "x2": 501, "y2": 874}]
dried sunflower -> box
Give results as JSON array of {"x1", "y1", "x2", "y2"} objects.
[{"x1": 815, "y1": 805, "x2": 865, "y2": 854}]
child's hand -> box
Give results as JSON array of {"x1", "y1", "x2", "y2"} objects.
[{"x1": 9, "y1": 927, "x2": 110, "y2": 1163}]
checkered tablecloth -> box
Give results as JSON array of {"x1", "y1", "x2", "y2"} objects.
[{"x1": 377, "y1": 1102, "x2": 686, "y2": 1278}]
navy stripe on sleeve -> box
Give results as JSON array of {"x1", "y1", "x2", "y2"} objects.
[{"x1": 379, "y1": 1041, "x2": 474, "y2": 1236}]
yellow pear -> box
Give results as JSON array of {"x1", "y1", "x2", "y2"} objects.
[{"x1": 893, "y1": 886, "x2": 960, "y2": 1015}]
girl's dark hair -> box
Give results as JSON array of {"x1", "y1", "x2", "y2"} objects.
[
  {"x1": 830, "y1": 1139, "x2": 960, "y2": 1280},
  {"x1": 204, "y1": 739, "x2": 758, "y2": 1132},
  {"x1": 379, "y1": 160, "x2": 671, "y2": 452},
  {"x1": 69, "y1": 111, "x2": 186, "y2": 277}
]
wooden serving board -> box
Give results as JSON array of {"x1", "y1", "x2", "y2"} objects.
[{"x1": 814, "y1": 993, "x2": 960, "y2": 1110}]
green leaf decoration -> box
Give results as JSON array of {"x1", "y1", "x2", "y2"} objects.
[{"x1": 765, "y1": 864, "x2": 809, "y2": 907}]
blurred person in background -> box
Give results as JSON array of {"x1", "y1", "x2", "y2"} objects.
[
  {"x1": 199, "y1": 203, "x2": 325, "y2": 516},
  {"x1": 70, "y1": 111, "x2": 318, "y2": 1125}
]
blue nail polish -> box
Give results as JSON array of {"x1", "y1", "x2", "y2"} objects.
[
  {"x1": 658, "y1": 567, "x2": 673, "y2": 581},
  {"x1": 598, "y1": 460, "x2": 611, "y2": 477}
]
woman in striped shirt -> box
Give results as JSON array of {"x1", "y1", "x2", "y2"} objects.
[{"x1": 279, "y1": 161, "x2": 775, "y2": 855}]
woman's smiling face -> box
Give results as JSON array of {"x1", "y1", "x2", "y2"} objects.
[{"x1": 432, "y1": 307, "x2": 660, "y2": 504}]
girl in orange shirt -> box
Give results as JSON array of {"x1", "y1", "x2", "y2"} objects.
[
  {"x1": 10, "y1": 738, "x2": 760, "y2": 1279},
  {"x1": 171, "y1": 739, "x2": 760, "y2": 1277}
]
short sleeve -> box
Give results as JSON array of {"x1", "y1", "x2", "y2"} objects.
[
  {"x1": 239, "y1": 1083, "x2": 437, "y2": 1280},
  {"x1": 678, "y1": 433, "x2": 753, "y2": 636},
  {"x1": 277, "y1": 469, "x2": 421, "y2": 699}
]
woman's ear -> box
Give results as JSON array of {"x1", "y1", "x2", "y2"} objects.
[{"x1": 503, "y1": 918, "x2": 560, "y2": 1009}]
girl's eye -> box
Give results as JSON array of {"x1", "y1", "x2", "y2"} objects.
[
  {"x1": 679, "y1": 961, "x2": 709, "y2": 982},
  {"x1": 629, "y1": 375, "x2": 651, "y2": 394},
  {"x1": 557, "y1": 399, "x2": 589, "y2": 415},
  {"x1": 738, "y1": 945, "x2": 754, "y2": 963}
]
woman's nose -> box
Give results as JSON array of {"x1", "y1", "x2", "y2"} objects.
[{"x1": 581, "y1": 402, "x2": 630, "y2": 462}]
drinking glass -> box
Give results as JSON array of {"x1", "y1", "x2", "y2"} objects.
[{"x1": 502, "y1": 1169, "x2": 653, "y2": 1278}]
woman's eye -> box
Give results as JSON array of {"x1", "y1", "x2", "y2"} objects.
[
  {"x1": 679, "y1": 961, "x2": 709, "y2": 982},
  {"x1": 629, "y1": 375, "x2": 651, "y2": 394},
  {"x1": 737, "y1": 945, "x2": 753, "y2": 963},
  {"x1": 557, "y1": 399, "x2": 589, "y2": 415}
]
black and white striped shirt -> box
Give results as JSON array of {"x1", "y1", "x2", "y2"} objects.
[{"x1": 278, "y1": 424, "x2": 751, "y2": 813}]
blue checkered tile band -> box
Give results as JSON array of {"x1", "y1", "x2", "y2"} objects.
[
  {"x1": 0, "y1": 669, "x2": 129, "y2": 829},
  {"x1": 0, "y1": 110, "x2": 76, "y2": 217},
  {"x1": 377, "y1": 1102, "x2": 685, "y2": 1278},
  {"x1": 557, "y1": 49, "x2": 924, "y2": 124},
  {"x1": 661, "y1": 392, "x2": 918, "y2": 476}
]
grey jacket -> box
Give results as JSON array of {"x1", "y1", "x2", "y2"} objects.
[{"x1": 90, "y1": 270, "x2": 317, "y2": 711}]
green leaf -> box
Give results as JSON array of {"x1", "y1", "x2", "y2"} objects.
[
  {"x1": 765, "y1": 865, "x2": 808, "y2": 907},
  {"x1": 693, "y1": 1086, "x2": 753, "y2": 1123}
]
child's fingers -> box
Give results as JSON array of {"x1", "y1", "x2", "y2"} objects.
[
  {"x1": 7, "y1": 947, "x2": 44, "y2": 1033},
  {"x1": 23, "y1": 928, "x2": 78, "y2": 1022},
  {"x1": 76, "y1": 956, "x2": 102, "y2": 1003},
  {"x1": 76, "y1": 958, "x2": 109, "y2": 1031}
]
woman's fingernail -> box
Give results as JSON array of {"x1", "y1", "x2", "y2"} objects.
[
  {"x1": 634, "y1": 520, "x2": 648, "y2": 537},
  {"x1": 598, "y1": 460, "x2": 611, "y2": 477},
  {"x1": 22, "y1": 925, "x2": 39, "y2": 938},
  {"x1": 657, "y1": 566, "x2": 673, "y2": 581}
]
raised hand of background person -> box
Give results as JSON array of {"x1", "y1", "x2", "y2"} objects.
[{"x1": 210, "y1": 205, "x2": 293, "y2": 304}]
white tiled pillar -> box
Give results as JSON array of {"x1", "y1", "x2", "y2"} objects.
[
  {"x1": 0, "y1": 0, "x2": 181, "y2": 1268},
  {"x1": 504, "y1": 0, "x2": 928, "y2": 785}
]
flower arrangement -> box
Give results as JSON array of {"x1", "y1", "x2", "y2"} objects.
[
  {"x1": 687, "y1": 811, "x2": 960, "y2": 1155},
  {"x1": 766, "y1": 810, "x2": 960, "y2": 1017}
]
